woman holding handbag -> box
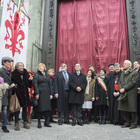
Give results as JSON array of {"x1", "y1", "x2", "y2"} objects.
[
  {"x1": 11, "y1": 62, "x2": 33, "y2": 131},
  {"x1": 33, "y1": 63, "x2": 53, "y2": 128}
]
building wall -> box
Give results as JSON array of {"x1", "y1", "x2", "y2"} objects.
[
  {"x1": 24, "y1": 0, "x2": 43, "y2": 72},
  {"x1": 0, "y1": 0, "x2": 43, "y2": 72}
]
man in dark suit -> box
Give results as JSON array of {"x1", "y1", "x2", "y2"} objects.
[
  {"x1": 69, "y1": 64, "x2": 87, "y2": 126},
  {"x1": 0, "y1": 57, "x2": 15, "y2": 133},
  {"x1": 54, "y1": 63, "x2": 71, "y2": 125}
]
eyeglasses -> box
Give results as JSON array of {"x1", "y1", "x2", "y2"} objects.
[{"x1": 61, "y1": 65, "x2": 66, "y2": 67}]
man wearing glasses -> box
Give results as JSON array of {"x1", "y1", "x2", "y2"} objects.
[{"x1": 54, "y1": 63, "x2": 71, "y2": 125}]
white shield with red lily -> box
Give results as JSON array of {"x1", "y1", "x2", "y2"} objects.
[{"x1": 0, "y1": 0, "x2": 29, "y2": 68}]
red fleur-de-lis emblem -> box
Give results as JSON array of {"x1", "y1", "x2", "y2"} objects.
[{"x1": 4, "y1": 6, "x2": 25, "y2": 57}]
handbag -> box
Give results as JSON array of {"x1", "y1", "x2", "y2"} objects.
[
  {"x1": 30, "y1": 97, "x2": 38, "y2": 106},
  {"x1": 9, "y1": 93, "x2": 21, "y2": 113}
]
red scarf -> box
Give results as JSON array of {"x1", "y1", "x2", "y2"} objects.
[{"x1": 49, "y1": 75, "x2": 54, "y2": 81}]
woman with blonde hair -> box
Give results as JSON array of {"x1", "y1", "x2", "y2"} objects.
[
  {"x1": 48, "y1": 68, "x2": 57, "y2": 123},
  {"x1": 33, "y1": 63, "x2": 53, "y2": 128}
]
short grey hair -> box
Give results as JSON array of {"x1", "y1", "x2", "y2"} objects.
[
  {"x1": 15, "y1": 62, "x2": 24, "y2": 69},
  {"x1": 124, "y1": 60, "x2": 132, "y2": 67}
]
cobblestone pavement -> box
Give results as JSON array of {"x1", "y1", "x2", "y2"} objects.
[{"x1": 0, "y1": 119, "x2": 140, "y2": 140}]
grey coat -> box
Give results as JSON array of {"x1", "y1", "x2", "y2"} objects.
[
  {"x1": 118, "y1": 68, "x2": 138, "y2": 112},
  {"x1": 0, "y1": 67, "x2": 12, "y2": 106}
]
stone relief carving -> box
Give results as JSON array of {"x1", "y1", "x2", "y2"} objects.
[
  {"x1": 129, "y1": 0, "x2": 140, "y2": 60},
  {"x1": 47, "y1": 0, "x2": 54, "y2": 68}
]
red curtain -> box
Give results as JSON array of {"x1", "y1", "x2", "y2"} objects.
[{"x1": 56, "y1": 0, "x2": 129, "y2": 74}]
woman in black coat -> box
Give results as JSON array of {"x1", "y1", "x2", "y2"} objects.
[
  {"x1": 95, "y1": 68, "x2": 109, "y2": 125},
  {"x1": 11, "y1": 62, "x2": 33, "y2": 130},
  {"x1": 48, "y1": 68, "x2": 57, "y2": 123},
  {"x1": 33, "y1": 63, "x2": 53, "y2": 128}
]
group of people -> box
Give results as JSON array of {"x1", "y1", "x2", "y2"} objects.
[{"x1": 0, "y1": 56, "x2": 140, "y2": 133}]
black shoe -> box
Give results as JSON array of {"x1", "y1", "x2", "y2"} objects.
[
  {"x1": 44, "y1": 121, "x2": 52, "y2": 127},
  {"x1": 58, "y1": 121, "x2": 63, "y2": 125},
  {"x1": 2, "y1": 126, "x2": 9, "y2": 133},
  {"x1": 77, "y1": 121, "x2": 83, "y2": 126},
  {"x1": 37, "y1": 122, "x2": 42, "y2": 128},
  {"x1": 71, "y1": 121, "x2": 76, "y2": 126}
]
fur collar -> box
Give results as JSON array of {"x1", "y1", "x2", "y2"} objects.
[
  {"x1": 0, "y1": 83, "x2": 9, "y2": 90},
  {"x1": 12, "y1": 69, "x2": 29, "y2": 84}
]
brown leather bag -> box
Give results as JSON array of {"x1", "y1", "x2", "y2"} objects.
[{"x1": 9, "y1": 94, "x2": 21, "y2": 113}]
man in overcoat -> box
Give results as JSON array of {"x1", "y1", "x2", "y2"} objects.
[
  {"x1": 54, "y1": 63, "x2": 71, "y2": 125},
  {"x1": 118, "y1": 60, "x2": 138, "y2": 129},
  {"x1": 133, "y1": 61, "x2": 140, "y2": 124},
  {"x1": 0, "y1": 57, "x2": 15, "y2": 133},
  {"x1": 69, "y1": 64, "x2": 87, "y2": 126}
]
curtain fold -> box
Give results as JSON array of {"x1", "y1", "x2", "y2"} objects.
[{"x1": 56, "y1": 0, "x2": 129, "y2": 74}]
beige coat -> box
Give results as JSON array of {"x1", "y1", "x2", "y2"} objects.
[
  {"x1": 0, "y1": 83, "x2": 9, "y2": 110},
  {"x1": 84, "y1": 79, "x2": 95, "y2": 101}
]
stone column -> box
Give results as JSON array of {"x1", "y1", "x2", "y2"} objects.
[
  {"x1": 125, "y1": 0, "x2": 140, "y2": 63},
  {"x1": 25, "y1": 0, "x2": 43, "y2": 71},
  {"x1": 42, "y1": 0, "x2": 58, "y2": 70}
]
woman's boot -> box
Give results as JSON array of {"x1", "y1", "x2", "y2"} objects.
[
  {"x1": 23, "y1": 122, "x2": 30, "y2": 129},
  {"x1": 37, "y1": 119, "x2": 42, "y2": 128},
  {"x1": 44, "y1": 112, "x2": 52, "y2": 127},
  {"x1": 87, "y1": 111, "x2": 90, "y2": 124},
  {"x1": 44, "y1": 117, "x2": 52, "y2": 127},
  {"x1": 82, "y1": 111, "x2": 86, "y2": 124},
  {"x1": 14, "y1": 123, "x2": 20, "y2": 131},
  {"x1": 27, "y1": 113, "x2": 31, "y2": 123},
  {"x1": 102, "y1": 110, "x2": 106, "y2": 124}
]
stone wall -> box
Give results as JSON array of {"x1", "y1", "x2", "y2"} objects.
[{"x1": 126, "y1": 0, "x2": 140, "y2": 63}]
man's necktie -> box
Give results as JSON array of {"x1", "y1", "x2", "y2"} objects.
[{"x1": 64, "y1": 72, "x2": 68, "y2": 88}]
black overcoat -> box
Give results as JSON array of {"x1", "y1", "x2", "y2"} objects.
[
  {"x1": 11, "y1": 69, "x2": 32, "y2": 107},
  {"x1": 0, "y1": 67, "x2": 11, "y2": 106},
  {"x1": 54, "y1": 71, "x2": 71, "y2": 112},
  {"x1": 33, "y1": 71, "x2": 51, "y2": 112},
  {"x1": 69, "y1": 72, "x2": 87, "y2": 104},
  {"x1": 95, "y1": 76, "x2": 108, "y2": 106},
  {"x1": 107, "y1": 71, "x2": 122, "y2": 122}
]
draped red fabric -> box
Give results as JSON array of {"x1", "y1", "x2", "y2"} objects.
[{"x1": 56, "y1": 0, "x2": 129, "y2": 74}]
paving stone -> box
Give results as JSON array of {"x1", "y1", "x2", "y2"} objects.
[{"x1": 0, "y1": 120, "x2": 140, "y2": 140}]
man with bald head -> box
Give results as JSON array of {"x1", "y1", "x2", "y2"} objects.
[
  {"x1": 118, "y1": 60, "x2": 138, "y2": 129},
  {"x1": 69, "y1": 64, "x2": 87, "y2": 126}
]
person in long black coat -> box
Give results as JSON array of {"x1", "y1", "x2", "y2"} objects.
[
  {"x1": 69, "y1": 64, "x2": 87, "y2": 126},
  {"x1": 33, "y1": 63, "x2": 53, "y2": 128},
  {"x1": 107, "y1": 63, "x2": 123, "y2": 125},
  {"x1": 11, "y1": 62, "x2": 33, "y2": 130},
  {"x1": 54, "y1": 63, "x2": 71, "y2": 125},
  {"x1": 95, "y1": 68, "x2": 109, "y2": 125}
]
